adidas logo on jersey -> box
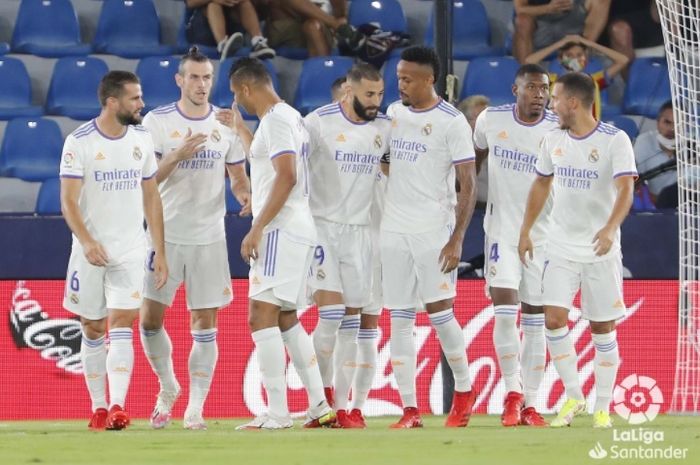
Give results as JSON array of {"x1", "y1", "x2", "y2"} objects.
[
  {"x1": 554, "y1": 148, "x2": 564, "y2": 156},
  {"x1": 223, "y1": 287, "x2": 231, "y2": 296},
  {"x1": 131, "y1": 291, "x2": 141, "y2": 299},
  {"x1": 439, "y1": 282, "x2": 450, "y2": 291},
  {"x1": 95, "y1": 152, "x2": 106, "y2": 160},
  {"x1": 251, "y1": 276, "x2": 260, "y2": 285},
  {"x1": 336, "y1": 133, "x2": 346, "y2": 142},
  {"x1": 497, "y1": 130, "x2": 508, "y2": 140},
  {"x1": 613, "y1": 299, "x2": 624, "y2": 308},
  {"x1": 170, "y1": 130, "x2": 182, "y2": 138}
]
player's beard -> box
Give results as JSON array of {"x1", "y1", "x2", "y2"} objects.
[
  {"x1": 353, "y1": 96, "x2": 378, "y2": 122},
  {"x1": 117, "y1": 109, "x2": 142, "y2": 126}
]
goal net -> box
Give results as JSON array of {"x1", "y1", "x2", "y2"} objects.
[{"x1": 657, "y1": 0, "x2": 700, "y2": 414}]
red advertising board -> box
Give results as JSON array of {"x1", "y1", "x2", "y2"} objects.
[{"x1": 0, "y1": 279, "x2": 678, "y2": 420}]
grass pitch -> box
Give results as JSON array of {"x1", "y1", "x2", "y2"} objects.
[{"x1": 0, "y1": 415, "x2": 697, "y2": 465}]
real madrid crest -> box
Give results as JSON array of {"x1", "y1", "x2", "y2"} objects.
[
  {"x1": 317, "y1": 269, "x2": 326, "y2": 281},
  {"x1": 588, "y1": 149, "x2": 599, "y2": 163},
  {"x1": 422, "y1": 122, "x2": 432, "y2": 136},
  {"x1": 374, "y1": 134, "x2": 382, "y2": 149},
  {"x1": 133, "y1": 146, "x2": 142, "y2": 161},
  {"x1": 211, "y1": 129, "x2": 221, "y2": 142},
  {"x1": 488, "y1": 265, "x2": 497, "y2": 278}
]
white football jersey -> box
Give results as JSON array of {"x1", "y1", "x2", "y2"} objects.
[
  {"x1": 249, "y1": 102, "x2": 316, "y2": 243},
  {"x1": 536, "y1": 122, "x2": 638, "y2": 262},
  {"x1": 473, "y1": 103, "x2": 559, "y2": 246},
  {"x1": 382, "y1": 99, "x2": 475, "y2": 233},
  {"x1": 305, "y1": 102, "x2": 391, "y2": 225},
  {"x1": 142, "y1": 103, "x2": 245, "y2": 245},
  {"x1": 59, "y1": 120, "x2": 158, "y2": 258}
]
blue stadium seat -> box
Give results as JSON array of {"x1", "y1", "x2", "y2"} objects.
[
  {"x1": 349, "y1": 0, "x2": 407, "y2": 33},
  {"x1": 94, "y1": 0, "x2": 175, "y2": 58},
  {"x1": 381, "y1": 56, "x2": 400, "y2": 111},
  {"x1": 0, "y1": 43, "x2": 9, "y2": 55},
  {"x1": 604, "y1": 115, "x2": 640, "y2": 142},
  {"x1": 11, "y1": 0, "x2": 92, "y2": 57},
  {"x1": 425, "y1": 1, "x2": 503, "y2": 59},
  {"x1": 46, "y1": 56, "x2": 108, "y2": 120},
  {"x1": 0, "y1": 57, "x2": 43, "y2": 120},
  {"x1": 35, "y1": 177, "x2": 62, "y2": 215},
  {"x1": 0, "y1": 118, "x2": 63, "y2": 181},
  {"x1": 460, "y1": 57, "x2": 520, "y2": 105},
  {"x1": 225, "y1": 178, "x2": 241, "y2": 214},
  {"x1": 294, "y1": 57, "x2": 355, "y2": 115},
  {"x1": 136, "y1": 57, "x2": 181, "y2": 113},
  {"x1": 623, "y1": 58, "x2": 671, "y2": 118},
  {"x1": 213, "y1": 57, "x2": 279, "y2": 119}
]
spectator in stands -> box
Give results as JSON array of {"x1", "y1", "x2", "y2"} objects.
[
  {"x1": 606, "y1": 0, "x2": 664, "y2": 80},
  {"x1": 185, "y1": 0, "x2": 275, "y2": 60},
  {"x1": 513, "y1": 0, "x2": 612, "y2": 64},
  {"x1": 260, "y1": 0, "x2": 348, "y2": 57},
  {"x1": 331, "y1": 76, "x2": 347, "y2": 102},
  {"x1": 458, "y1": 95, "x2": 490, "y2": 209},
  {"x1": 525, "y1": 34, "x2": 628, "y2": 120},
  {"x1": 634, "y1": 100, "x2": 678, "y2": 208}
]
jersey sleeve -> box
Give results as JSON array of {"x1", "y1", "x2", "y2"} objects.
[
  {"x1": 472, "y1": 109, "x2": 489, "y2": 151},
  {"x1": 610, "y1": 131, "x2": 638, "y2": 179},
  {"x1": 59, "y1": 134, "x2": 85, "y2": 179},
  {"x1": 303, "y1": 111, "x2": 321, "y2": 156},
  {"x1": 142, "y1": 112, "x2": 165, "y2": 159},
  {"x1": 535, "y1": 134, "x2": 554, "y2": 177},
  {"x1": 141, "y1": 134, "x2": 158, "y2": 180},
  {"x1": 223, "y1": 127, "x2": 246, "y2": 165},
  {"x1": 446, "y1": 113, "x2": 475, "y2": 164},
  {"x1": 266, "y1": 113, "x2": 297, "y2": 159}
]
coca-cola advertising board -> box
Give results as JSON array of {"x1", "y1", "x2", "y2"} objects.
[{"x1": 1, "y1": 279, "x2": 677, "y2": 420}]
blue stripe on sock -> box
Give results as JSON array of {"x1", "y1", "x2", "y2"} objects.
[
  {"x1": 358, "y1": 329, "x2": 378, "y2": 339},
  {"x1": 82, "y1": 336, "x2": 105, "y2": 347},
  {"x1": 546, "y1": 331, "x2": 570, "y2": 342},
  {"x1": 429, "y1": 313, "x2": 455, "y2": 326}
]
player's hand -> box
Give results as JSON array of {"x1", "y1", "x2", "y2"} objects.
[
  {"x1": 175, "y1": 128, "x2": 207, "y2": 161},
  {"x1": 152, "y1": 251, "x2": 169, "y2": 290},
  {"x1": 241, "y1": 225, "x2": 263, "y2": 264},
  {"x1": 216, "y1": 103, "x2": 244, "y2": 130},
  {"x1": 549, "y1": 0, "x2": 573, "y2": 14},
  {"x1": 593, "y1": 224, "x2": 615, "y2": 256},
  {"x1": 235, "y1": 190, "x2": 252, "y2": 217},
  {"x1": 83, "y1": 239, "x2": 109, "y2": 267},
  {"x1": 518, "y1": 234, "x2": 534, "y2": 267},
  {"x1": 438, "y1": 237, "x2": 462, "y2": 273}
]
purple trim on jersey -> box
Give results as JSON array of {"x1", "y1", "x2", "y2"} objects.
[
  {"x1": 60, "y1": 174, "x2": 83, "y2": 179},
  {"x1": 142, "y1": 171, "x2": 157, "y2": 180},
  {"x1": 226, "y1": 159, "x2": 245, "y2": 166},
  {"x1": 339, "y1": 104, "x2": 370, "y2": 125},
  {"x1": 317, "y1": 102, "x2": 341, "y2": 116},
  {"x1": 151, "y1": 102, "x2": 177, "y2": 114},
  {"x1": 568, "y1": 122, "x2": 600, "y2": 141},
  {"x1": 270, "y1": 150, "x2": 296, "y2": 160},
  {"x1": 437, "y1": 102, "x2": 460, "y2": 117},
  {"x1": 73, "y1": 121, "x2": 96, "y2": 138},
  {"x1": 175, "y1": 102, "x2": 213, "y2": 121},
  {"x1": 437, "y1": 104, "x2": 460, "y2": 118},
  {"x1": 93, "y1": 120, "x2": 128, "y2": 141},
  {"x1": 453, "y1": 156, "x2": 475, "y2": 165},
  {"x1": 408, "y1": 98, "x2": 443, "y2": 113},
  {"x1": 613, "y1": 170, "x2": 638, "y2": 179},
  {"x1": 535, "y1": 168, "x2": 553, "y2": 177},
  {"x1": 512, "y1": 105, "x2": 546, "y2": 127}
]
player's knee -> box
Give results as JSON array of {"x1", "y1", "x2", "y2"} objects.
[
  {"x1": 360, "y1": 314, "x2": 379, "y2": 329},
  {"x1": 589, "y1": 320, "x2": 616, "y2": 334},
  {"x1": 277, "y1": 310, "x2": 299, "y2": 332},
  {"x1": 425, "y1": 299, "x2": 453, "y2": 314},
  {"x1": 544, "y1": 310, "x2": 568, "y2": 330},
  {"x1": 81, "y1": 318, "x2": 106, "y2": 339},
  {"x1": 191, "y1": 308, "x2": 217, "y2": 330}
]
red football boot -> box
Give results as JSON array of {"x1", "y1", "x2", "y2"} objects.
[
  {"x1": 335, "y1": 409, "x2": 364, "y2": 429},
  {"x1": 390, "y1": 407, "x2": 423, "y2": 429},
  {"x1": 88, "y1": 408, "x2": 108, "y2": 431},
  {"x1": 348, "y1": 409, "x2": 366, "y2": 428},
  {"x1": 501, "y1": 391, "x2": 525, "y2": 427},
  {"x1": 105, "y1": 405, "x2": 130, "y2": 431},
  {"x1": 445, "y1": 390, "x2": 476, "y2": 427},
  {"x1": 520, "y1": 406, "x2": 548, "y2": 427}
]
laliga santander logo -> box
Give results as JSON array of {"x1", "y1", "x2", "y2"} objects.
[{"x1": 612, "y1": 374, "x2": 664, "y2": 425}]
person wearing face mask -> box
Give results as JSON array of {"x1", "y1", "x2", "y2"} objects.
[
  {"x1": 634, "y1": 100, "x2": 678, "y2": 208},
  {"x1": 525, "y1": 33, "x2": 629, "y2": 120}
]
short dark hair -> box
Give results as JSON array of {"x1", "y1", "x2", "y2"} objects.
[
  {"x1": 400, "y1": 46, "x2": 440, "y2": 80},
  {"x1": 98, "y1": 70, "x2": 140, "y2": 107},
  {"x1": 228, "y1": 57, "x2": 271, "y2": 85},
  {"x1": 179, "y1": 46, "x2": 210, "y2": 75},
  {"x1": 346, "y1": 62, "x2": 382, "y2": 84},
  {"x1": 515, "y1": 63, "x2": 548, "y2": 81},
  {"x1": 556, "y1": 72, "x2": 595, "y2": 108},
  {"x1": 658, "y1": 100, "x2": 673, "y2": 118},
  {"x1": 331, "y1": 76, "x2": 346, "y2": 92},
  {"x1": 559, "y1": 41, "x2": 587, "y2": 56}
]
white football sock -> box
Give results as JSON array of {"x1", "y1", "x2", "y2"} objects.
[
  {"x1": 521, "y1": 313, "x2": 546, "y2": 408},
  {"x1": 81, "y1": 332, "x2": 107, "y2": 411},
  {"x1": 429, "y1": 308, "x2": 472, "y2": 392},
  {"x1": 106, "y1": 328, "x2": 134, "y2": 408},
  {"x1": 492, "y1": 306, "x2": 522, "y2": 393},
  {"x1": 281, "y1": 322, "x2": 326, "y2": 409},
  {"x1": 187, "y1": 328, "x2": 218, "y2": 413},
  {"x1": 545, "y1": 326, "x2": 584, "y2": 401},
  {"x1": 252, "y1": 327, "x2": 289, "y2": 418},
  {"x1": 312, "y1": 305, "x2": 345, "y2": 387},
  {"x1": 353, "y1": 328, "x2": 378, "y2": 411},
  {"x1": 333, "y1": 314, "x2": 360, "y2": 410},
  {"x1": 390, "y1": 309, "x2": 417, "y2": 408},
  {"x1": 140, "y1": 325, "x2": 179, "y2": 393},
  {"x1": 592, "y1": 331, "x2": 620, "y2": 412}
]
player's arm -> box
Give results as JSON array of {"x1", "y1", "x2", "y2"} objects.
[
  {"x1": 518, "y1": 174, "x2": 553, "y2": 264},
  {"x1": 474, "y1": 148, "x2": 488, "y2": 174},
  {"x1": 472, "y1": 109, "x2": 489, "y2": 174},
  {"x1": 240, "y1": 153, "x2": 297, "y2": 262},
  {"x1": 380, "y1": 151, "x2": 390, "y2": 176},
  {"x1": 155, "y1": 129, "x2": 208, "y2": 184},
  {"x1": 142, "y1": 177, "x2": 168, "y2": 289},
  {"x1": 60, "y1": 178, "x2": 109, "y2": 266},
  {"x1": 440, "y1": 161, "x2": 478, "y2": 272},
  {"x1": 217, "y1": 102, "x2": 253, "y2": 153},
  {"x1": 226, "y1": 161, "x2": 251, "y2": 216}
]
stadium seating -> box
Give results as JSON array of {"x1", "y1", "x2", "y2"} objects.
[
  {"x1": 623, "y1": 57, "x2": 672, "y2": 118},
  {"x1": 604, "y1": 115, "x2": 640, "y2": 142},
  {"x1": 213, "y1": 57, "x2": 279, "y2": 118},
  {"x1": 461, "y1": 56, "x2": 520, "y2": 105},
  {"x1": 136, "y1": 56, "x2": 181, "y2": 113},
  {"x1": 0, "y1": 57, "x2": 43, "y2": 120},
  {"x1": 11, "y1": 0, "x2": 92, "y2": 57},
  {"x1": 381, "y1": 56, "x2": 400, "y2": 111},
  {"x1": 46, "y1": 57, "x2": 108, "y2": 120},
  {"x1": 0, "y1": 43, "x2": 9, "y2": 55},
  {"x1": 425, "y1": 0, "x2": 502, "y2": 59},
  {"x1": 176, "y1": 9, "x2": 219, "y2": 58},
  {"x1": 0, "y1": 117, "x2": 63, "y2": 182},
  {"x1": 294, "y1": 56, "x2": 355, "y2": 115},
  {"x1": 349, "y1": 0, "x2": 407, "y2": 33},
  {"x1": 35, "y1": 177, "x2": 61, "y2": 215},
  {"x1": 93, "y1": 0, "x2": 175, "y2": 58}
]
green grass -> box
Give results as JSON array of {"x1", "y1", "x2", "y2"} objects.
[{"x1": 0, "y1": 415, "x2": 697, "y2": 465}]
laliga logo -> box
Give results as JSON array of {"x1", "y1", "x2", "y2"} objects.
[
  {"x1": 612, "y1": 374, "x2": 664, "y2": 425},
  {"x1": 588, "y1": 442, "x2": 608, "y2": 460}
]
